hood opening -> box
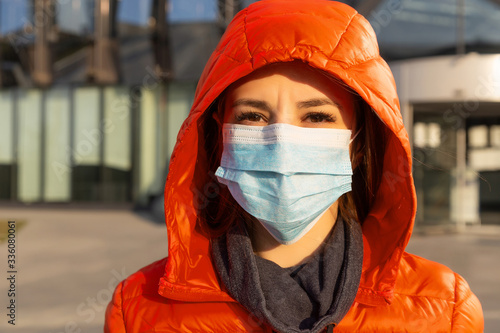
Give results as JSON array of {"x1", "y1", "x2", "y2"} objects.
[{"x1": 160, "y1": 0, "x2": 416, "y2": 306}]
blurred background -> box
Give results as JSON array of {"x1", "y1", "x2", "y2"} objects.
[{"x1": 0, "y1": 0, "x2": 499, "y2": 332}]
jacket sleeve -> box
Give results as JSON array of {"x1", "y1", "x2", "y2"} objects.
[
  {"x1": 104, "y1": 281, "x2": 127, "y2": 333},
  {"x1": 451, "y1": 272, "x2": 484, "y2": 332}
]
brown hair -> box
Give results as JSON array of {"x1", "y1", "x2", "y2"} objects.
[{"x1": 196, "y1": 80, "x2": 387, "y2": 238}]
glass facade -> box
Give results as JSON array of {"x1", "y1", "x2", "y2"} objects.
[
  {"x1": 413, "y1": 109, "x2": 459, "y2": 226},
  {"x1": 57, "y1": 0, "x2": 94, "y2": 35},
  {"x1": 17, "y1": 89, "x2": 42, "y2": 202},
  {"x1": 0, "y1": 83, "x2": 194, "y2": 204},
  {"x1": 72, "y1": 87, "x2": 101, "y2": 201},
  {"x1": 118, "y1": 0, "x2": 152, "y2": 26},
  {"x1": 169, "y1": 0, "x2": 217, "y2": 22},
  {"x1": 410, "y1": 100, "x2": 500, "y2": 227},
  {"x1": 0, "y1": 90, "x2": 15, "y2": 200},
  {"x1": 138, "y1": 85, "x2": 161, "y2": 201},
  {"x1": 45, "y1": 87, "x2": 71, "y2": 202},
  {"x1": 369, "y1": 0, "x2": 500, "y2": 60},
  {"x1": 375, "y1": 0, "x2": 500, "y2": 227},
  {"x1": 467, "y1": 117, "x2": 500, "y2": 224},
  {"x1": 0, "y1": 0, "x2": 31, "y2": 35}
]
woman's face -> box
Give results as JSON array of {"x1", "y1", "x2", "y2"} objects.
[{"x1": 223, "y1": 62, "x2": 355, "y2": 130}]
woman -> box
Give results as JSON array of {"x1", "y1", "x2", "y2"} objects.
[{"x1": 105, "y1": 0, "x2": 483, "y2": 331}]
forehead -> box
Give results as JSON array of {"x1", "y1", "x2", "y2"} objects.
[
  {"x1": 223, "y1": 61, "x2": 356, "y2": 120},
  {"x1": 230, "y1": 61, "x2": 345, "y2": 91}
]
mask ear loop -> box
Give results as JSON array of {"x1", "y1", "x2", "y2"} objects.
[{"x1": 349, "y1": 127, "x2": 362, "y2": 144}]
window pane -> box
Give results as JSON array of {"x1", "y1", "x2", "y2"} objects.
[
  {"x1": 465, "y1": 0, "x2": 500, "y2": 45},
  {"x1": 413, "y1": 110, "x2": 458, "y2": 226},
  {"x1": 0, "y1": 90, "x2": 14, "y2": 164},
  {"x1": 45, "y1": 87, "x2": 71, "y2": 202},
  {"x1": 18, "y1": 89, "x2": 42, "y2": 202},
  {"x1": 167, "y1": 82, "x2": 195, "y2": 158},
  {"x1": 72, "y1": 165, "x2": 100, "y2": 201},
  {"x1": 138, "y1": 86, "x2": 159, "y2": 203},
  {"x1": 0, "y1": 90, "x2": 15, "y2": 200},
  {"x1": 370, "y1": 0, "x2": 500, "y2": 60},
  {"x1": 103, "y1": 86, "x2": 132, "y2": 202},
  {"x1": 117, "y1": 0, "x2": 152, "y2": 26},
  {"x1": 0, "y1": 0, "x2": 30, "y2": 35},
  {"x1": 168, "y1": 0, "x2": 217, "y2": 23},
  {"x1": 103, "y1": 86, "x2": 131, "y2": 171},
  {"x1": 73, "y1": 87, "x2": 101, "y2": 165},
  {"x1": 56, "y1": 0, "x2": 94, "y2": 35}
]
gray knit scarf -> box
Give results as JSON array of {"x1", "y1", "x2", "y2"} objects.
[{"x1": 211, "y1": 216, "x2": 363, "y2": 332}]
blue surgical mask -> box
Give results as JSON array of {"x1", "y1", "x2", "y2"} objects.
[{"x1": 215, "y1": 123, "x2": 353, "y2": 245}]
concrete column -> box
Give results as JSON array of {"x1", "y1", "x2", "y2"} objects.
[
  {"x1": 91, "y1": 0, "x2": 120, "y2": 84},
  {"x1": 152, "y1": 0, "x2": 171, "y2": 79},
  {"x1": 456, "y1": 124, "x2": 467, "y2": 230},
  {"x1": 218, "y1": 0, "x2": 241, "y2": 28},
  {"x1": 353, "y1": 0, "x2": 385, "y2": 17},
  {"x1": 0, "y1": 2, "x2": 3, "y2": 88},
  {"x1": 399, "y1": 63, "x2": 414, "y2": 149},
  {"x1": 33, "y1": 0, "x2": 53, "y2": 87}
]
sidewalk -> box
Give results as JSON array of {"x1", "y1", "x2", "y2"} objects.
[
  {"x1": 406, "y1": 226, "x2": 500, "y2": 333},
  {"x1": 0, "y1": 207, "x2": 168, "y2": 333},
  {"x1": 0, "y1": 207, "x2": 498, "y2": 332}
]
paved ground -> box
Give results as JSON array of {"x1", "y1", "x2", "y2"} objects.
[
  {"x1": 0, "y1": 207, "x2": 168, "y2": 333},
  {"x1": 406, "y1": 226, "x2": 500, "y2": 333},
  {"x1": 0, "y1": 207, "x2": 498, "y2": 333}
]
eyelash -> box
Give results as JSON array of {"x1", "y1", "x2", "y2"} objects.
[
  {"x1": 304, "y1": 112, "x2": 336, "y2": 123},
  {"x1": 235, "y1": 111, "x2": 336, "y2": 123},
  {"x1": 236, "y1": 111, "x2": 267, "y2": 123}
]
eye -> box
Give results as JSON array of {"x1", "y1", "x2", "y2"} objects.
[
  {"x1": 235, "y1": 111, "x2": 268, "y2": 124},
  {"x1": 304, "y1": 111, "x2": 336, "y2": 123}
]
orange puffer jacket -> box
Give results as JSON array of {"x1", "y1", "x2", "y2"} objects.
[{"x1": 104, "y1": 0, "x2": 483, "y2": 332}]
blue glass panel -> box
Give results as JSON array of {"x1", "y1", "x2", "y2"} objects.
[
  {"x1": 0, "y1": 0, "x2": 30, "y2": 35},
  {"x1": 465, "y1": 0, "x2": 500, "y2": 45},
  {"x1": 168, "y1": 0, "x2": 217, "y2": 23},
  {"x1": 117, "y1": 0, "x2": 153, "y2": 26},
  {"x1": 368, "y1": 0, "x2": 500, "y2": 60},
  {"x1": 370, "y1": 0, "x2": 457, "y2": 55},
  {"x1": 57, "y1": 0, "x2": 94, "y2": 35}
]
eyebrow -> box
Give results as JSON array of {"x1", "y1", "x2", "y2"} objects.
[
  {"x1": 296, "y1": 98, "x2": 341, "y2": 110},
  {"x1": 232, "y1": 99, "x2": 273, "y2": 113},
  {"x1": 232, "y1": 98, "x2": 341, "y2": 112}
]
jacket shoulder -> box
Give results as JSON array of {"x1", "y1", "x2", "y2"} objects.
[
  {"x1": 395, "y1": 252, "x2": 484, "y2": 332},
  {"x1": 337, "y1": 252, "x2": 484, "y2": 332},
  {"x1": 105, "y1": 258, "x2": 261, "y2": 333},
  {"x1": 396, "y1": 252, "x2": 457, "y2": 298},
  {"x1": 120, "y1": 257, "x2": 168, "y2": 300},
  {"x1": 104, "y1": 258, "x2": 169, "y2": 333}
]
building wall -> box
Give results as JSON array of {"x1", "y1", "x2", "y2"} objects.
[{"x1": 390, "y1": 54, "x2": 500, "y2": 226}]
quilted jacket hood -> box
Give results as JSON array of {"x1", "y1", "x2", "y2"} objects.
[{"x1": 158, "y1": 0, "x2": 416, "y2": 307}]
